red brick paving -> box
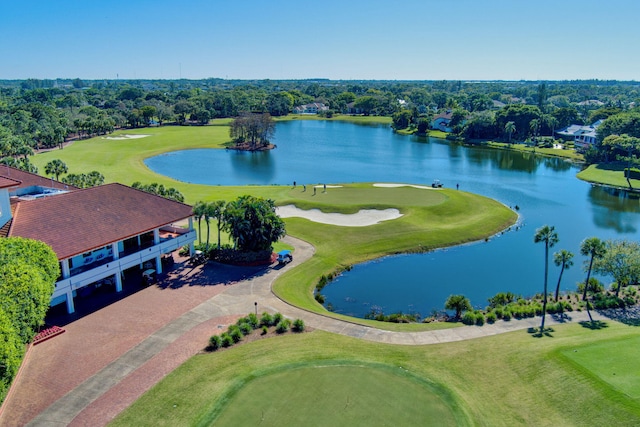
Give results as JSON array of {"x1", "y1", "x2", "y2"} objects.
[{"x1": 0, "y1": 259, "x2": 263, "y2": 427}]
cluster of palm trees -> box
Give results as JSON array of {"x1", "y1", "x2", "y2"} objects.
[
  {"x1": 534, "y1": 226, "x2": 608, "y2": 332},
  {"x1": 192, "y1": 200, "x2": 227, "y2": 251}
]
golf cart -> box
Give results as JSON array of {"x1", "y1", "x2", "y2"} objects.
[
  {"x1": 432, "y1": 179, "x2": 443, "y2": 188},
  {"x1": 142, "y1": 268, "x2": 157, "y2": 286},
  {"x1": 277, "y1": 250, "x2": 293, "y2": 265}
]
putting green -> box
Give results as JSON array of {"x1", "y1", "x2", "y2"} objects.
[
  {"x1": 204, "y1": 363, "x2": 466, "y2": 426},
  {"x1": 560, "y1": 335, "x2": 640, "y2": 400}
]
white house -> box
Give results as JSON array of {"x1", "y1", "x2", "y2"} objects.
[
  {"x1": 557, "y1": 120, "x2": 603, "y2": 148},
  {"x1": 293, "y1": 103, "x2": 329, "y2": 114},
  {"x1": 0, "y1": 166, "x2": 196, "y2": 314}
]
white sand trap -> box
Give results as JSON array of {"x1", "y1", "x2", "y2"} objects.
[
  {"x1": 276, "y1": 205, "x2": 402, "y2": 227},
  {"x1": 374, "y1": 183, "x2": 436, "y2": 190},
  {"x1": 103, "y1": 134, "x2": 151, "y2": 140}
]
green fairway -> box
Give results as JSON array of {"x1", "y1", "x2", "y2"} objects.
[
  {"x1": 208, "y1": 363, "x2": 462, "y2": 426},
  {"x1": 559, "y1": 335, "x2": 640, "y2": 400},
  {"x1": 110, "y1": 323, "x2": 640, "y2": 426}
]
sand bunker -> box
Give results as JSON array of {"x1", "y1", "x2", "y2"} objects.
[
  {"x1": 276, "y1": 205, "x2": 402, "y2": 227},
  {"x1": 373, "y1": 183, "x2": 436, "y2": 190},
  {"x1": 103, "y1": 134, "x2": 151, "y2": 140}
]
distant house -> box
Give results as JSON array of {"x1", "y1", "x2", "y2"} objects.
[
  {"x1": 0, "y1": 166, "x2": 196, "y2": 314},
  {"x1": 556, "y1": 120, "x2": 603, "y2": 148},
  {"x1": 430, "y1": 110, "x2": 453, "y2": 133},
  {"x1": 345, "y1": 102, "x2": 363, "y2": 115},
  {"x1": 293, "y1": 102, "x2": 329, "y2": 114}
]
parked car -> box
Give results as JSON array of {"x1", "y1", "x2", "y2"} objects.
[{"x1": 277, "y1": 250, "x2": 293, "y2": 265}]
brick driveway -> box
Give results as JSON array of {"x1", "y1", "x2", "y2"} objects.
[{"x1": 0, "y1": 258, "x2": 265, "y2": 427}]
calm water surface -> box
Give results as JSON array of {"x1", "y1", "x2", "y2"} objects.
[{"x1": 146, "y1": 121, "x2": 640, "y2": 317}]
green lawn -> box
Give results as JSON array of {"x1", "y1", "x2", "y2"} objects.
[
  {"x1": 559, "y1": 335, "x2": 640, "y2": 400},
  {"x1": 577, "y1": 162, "x2": 640, "y2": 190},
  {"x1": 208, "y1": 363, "x2": 463, "y2": 427},
  {"x1": 110, "y1": 323, "x2": 640, "y2": 426},
  {"x1": 486, "y1": 141, "x2": 585, "y2": 161}
]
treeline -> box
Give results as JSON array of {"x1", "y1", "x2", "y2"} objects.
[{"x1": 2, "y1": 78, "x2": 640, "y2": 174}]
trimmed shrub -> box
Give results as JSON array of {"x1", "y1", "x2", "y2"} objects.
[
  {"x1": 220, "y1": 333, "x2": 234, "y2": 347},
  {"x1": 239, "y1": 322, "x2": 253, "y2": 335},
  {"x1": 486, "y1": 311, "x2": 497, "y2": 323},
  {"x1": 260, "y1": 312, "x2": 273, "y2": 327},
  {"x1": 209, "y1": 335, "x2": 222, "y2": 350},
  {"x1": 314, "y1": 293, "x2": 325, "y2": 304},
  {"x1": 272, "y1": 312, "x2": 284, "y2": 326},
  {"x1": 292, "y1": 318, "x2": 305, "y2": 332},
  {"x1": 246, "y1": 313, "x2": 259, "y2": 329},
  {"x1": 261, "y1": 325, "x2": 268, "y2": 335},
  {"x1": 227, "y1": 325, "x2": 243, "y2": 343},
  {"x1": 462, "y1": 311, "x2": 476, "y2": 325},
  {"x1": 475, "y1": 311, "x2": 485, "y2": 326},
  {"x1": 502, "y1": 310, "x2": 512, "y2": 321},
  {"x1": 275, "y1": 319, "x2": 291, "y2": 334}
]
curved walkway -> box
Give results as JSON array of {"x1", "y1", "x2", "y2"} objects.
[{"x1": 6, "y1": 236, "x2": 609, "y2": 426}]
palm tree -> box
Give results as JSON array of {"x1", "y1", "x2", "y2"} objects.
[
  {"x1": 203, "y1": 203, "x2": 214, "y2": 250},
  {"x1": 44, "y1": 159, "x2": 68, "y2": 181},
  {"x1": 553, "y1": 249, "x2": 574, "y2": 301},
  {"x1": 210, "y1": 200, "x2": 227, "y2": 249},
  {"x1": 192, "y1": 201, "x2": 206, "y2": 246},
  {"x1": 444, "y1": 294, "x2": 472, "y2": 320},
  {"x1": 534, "y1": 225, "x2": 559, "y2": 333},
  {"x1": 505, "y1": 121, "x2": 516, "y2": 144},
  {"x1": 580, "y1": 237, "x2": 606, "y2": 301}
]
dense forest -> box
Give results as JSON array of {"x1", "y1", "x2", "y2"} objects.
[{"x1": 1, "y1": 78, "x2": 640, "y2": 173}]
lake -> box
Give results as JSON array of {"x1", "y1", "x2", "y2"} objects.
[{"x1": 146, "y1": 120, "x2": 640, "y2": 317}]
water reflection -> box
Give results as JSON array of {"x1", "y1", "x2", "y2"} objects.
[
  {"x1": 588, "y1": 186, "x2": 640, "y2": 233},
  {"x1": 229, "y1": 150, "x2": 276, "y2": 184}
]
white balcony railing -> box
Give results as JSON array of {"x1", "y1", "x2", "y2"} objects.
[{"x1": 52, "y1": 229, "x2": 196, "y2": 299}]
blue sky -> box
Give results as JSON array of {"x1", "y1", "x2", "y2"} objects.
[{"x1": 1, "y1": 0, "x2": 639, "y2": 81}]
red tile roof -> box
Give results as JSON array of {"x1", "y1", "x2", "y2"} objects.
[
  {"x1": 0, "y1": 176, "x2": 21, "y2": 189},
  {"x1": 9, "y1": 183, "x2": 193, "y2": 260},
  {"x1": 0, "y1": 165, "x2": 73, "y2": 191}
]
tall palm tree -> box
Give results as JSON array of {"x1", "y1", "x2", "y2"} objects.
[
  {"x1": 192, "y1": 201, "x2": 206, "y2": 246},
  {"x1": 553, "y1": 249, "x2": 574, "y2": 301},
  {"x1": 44, "y1": 159, "x2": 68, "y2": 181},
  {"x1": 210, "y1": 200, "x2": 227, "y2": 249},
  {"x1": 534, "y1": 225, "x2": 559, "y2": 332},
  {"x1": 580, "y1": 237, "x2": 606, "y2": 301},
  {"x1": 203, "y1": 203, "x2": 214, "y2": 250},
  {"x1": 505, "y1": 121, "x2": 516, "y2": 144}
]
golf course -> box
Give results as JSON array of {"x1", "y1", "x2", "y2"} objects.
[{"x1": 30, "y1": 121, "x2": 640, "y2": 426}]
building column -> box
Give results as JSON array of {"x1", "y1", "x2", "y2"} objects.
[
  {"x1": 112, "y1": 242, "x2": 119, "y2": 259},
  {"x1": 188, "y1": 218, "x2": 195, "y2": 256},
  {"x1": 114, "y1": 272, "x2": 123, "y2": 292},
  {"x1": 61, "y1": 259, "x2": 70, "y2": 279},
  {"x1": 153, "y1": 229, "x2": 160, "y2": 244},
  {"x1": 155, "y1": 255, "x2": 162, "y2": 275},
  {"x1": 65, "y1": 289, "x2": 75, "y2": 314}
]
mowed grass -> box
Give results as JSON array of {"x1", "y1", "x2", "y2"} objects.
[
  {"x1": 559, "y1": 335, "x2": 640, "y2": 400},
  {"x1": 209, "y1": 363, "x2": 462, "y2": 427},
  {"x1": 577, "y1": 162, "x2": 640, "y2": 189},
  {"x1": 110, "y1": 323, "x2": 640, "y2": 426}
]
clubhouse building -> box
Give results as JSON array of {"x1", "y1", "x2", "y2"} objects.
[{"x1": 0, "y1": 166, "x2": 196, "y2": 314}]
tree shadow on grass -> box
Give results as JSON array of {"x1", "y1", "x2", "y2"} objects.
[
  {"x1": 579, "y1": 320, "x2": 609, "y2": 330},
  {"x1": 527, "y1": 327, "x2": 555, "y2": 338}
]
